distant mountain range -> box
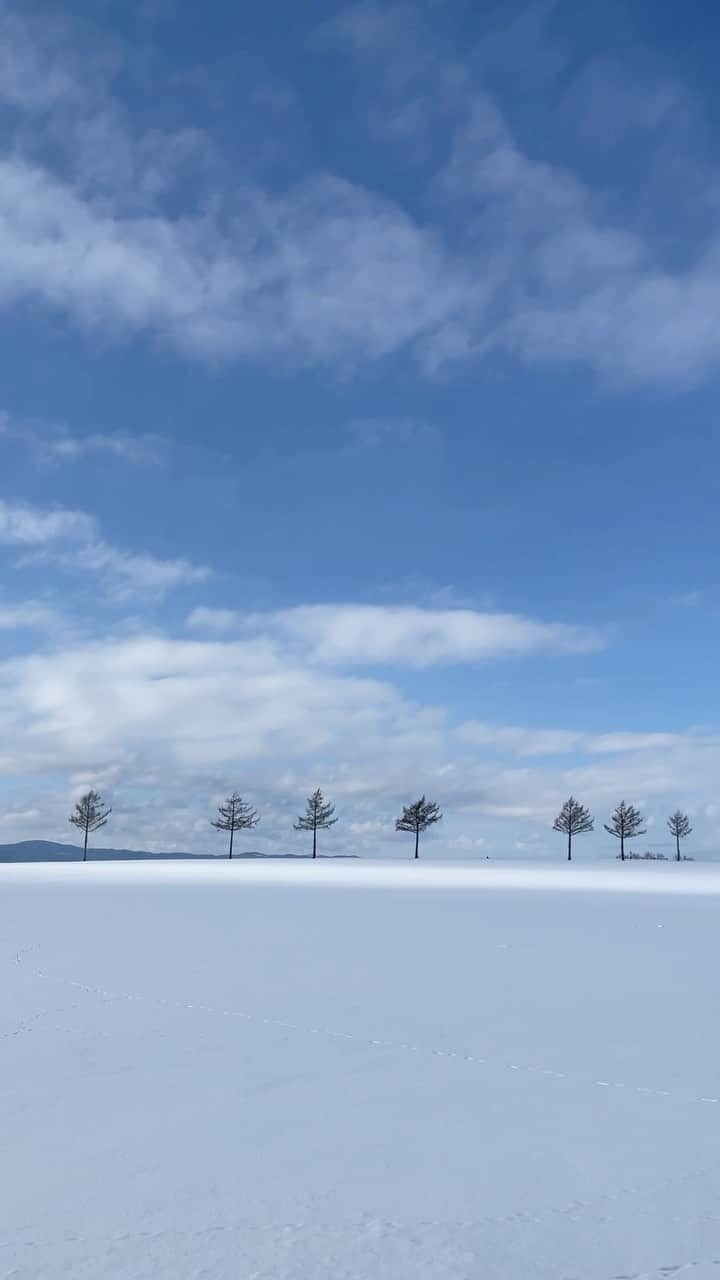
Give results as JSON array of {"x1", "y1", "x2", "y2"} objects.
[{"x1": 0, "y1": 840, "x2": 312, "y2": 863}]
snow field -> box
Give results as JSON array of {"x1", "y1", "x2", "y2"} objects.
[{"x1": 1, "y1": 861, "x2": 719, "y2": 1278}]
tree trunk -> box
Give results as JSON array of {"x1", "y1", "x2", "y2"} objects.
[
  {"x1": 229, "y1": 826, "x2": 234, "y2": 860},
  {"x1": 83, "y1": 816, "x2": 89, "y2": 862},
  {"x1": 620, "y1": 833, "x2": 625, "y2": 861},
  {"x1": 568, "y1": 830, "x2": 572, "y2": 862},
  {"x1": 414, "y1": 828, "x2": 419, "y2": 859},
  {"x1": 676, "y1": 833, "x2": 681, "y2": 862},
  {"x1": 312, "y1": 824, "x2": 317, "y2": 859}
]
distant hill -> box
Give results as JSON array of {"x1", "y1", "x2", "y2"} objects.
[{"x1": 0, "y1": 840, "x2": 312, "y2": 863}]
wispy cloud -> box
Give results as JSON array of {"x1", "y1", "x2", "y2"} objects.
[
  {"x1": 669, "y1": 589, "x2": 705, "y2": 609},
  {"x1": 0, "y1": 410, "x2": 162, "y2": 466},
  {"x1": 186, "y1": 607, "x2": 241, "y2": 633},
  {"x1": 318, "y1": 3, "x2": 720, "y2": 387},
  {"x1": 48, "y1": 432, "x2": 161, "y2": 464},
  {"x1": 254, "y1": 603, "x2": 607, "y2": 667},
  {"x1": 59, "y1": 541, "x2": 209, "y2": 593},
  {"x1": 0, "y1": 2, "x2": 717, "y2": 386},
  {"x1": 186, "y1": 601, "x2": 605, "y2": 664},
  {"x1": 0, "y1": 499, "x2": 95, "y2": 545},
  {"x1": 0, "y1": 2, "x2": 85, "y2": 109},
  {"x1": 314, "y1": 1, "x2": 468, "y2": 147},
  {"x1": 0, "y1": 155, "x2": 467, "y2": 365},
  {"x1": 0, "y1": 601, "x2": 58, "y2": 630},
  {"x1": 346, "y1": 417, "x2": 440, "y2": 448},
  {"x1": 456, "y1": 722, "x2": 689, "y2": 758},
  {"x1": 0, "y1": 498, "x2": 209, "y2": 594}
]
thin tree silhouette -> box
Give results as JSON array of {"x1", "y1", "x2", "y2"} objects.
[
  {"x1": 293, "y1": 789, "x2": 337, "y2": 859},
  {"x1": 604, "y1": 801, "x2": 646, "y2": 861},
  {"x1": 69, "y1": 790, "x2": 111, "y2": 862},
  {"x1": 211, "y1": 793, "x2": 259, "y2": 859},
  {"x1": 667, "y1": 810, "x2": 692, "y2": 862},
  {"x1": 553, "y1": 797, "x2": 594, "y2": 861},
  {"x1": 395, "y1": 796, "x2": 442, "y2": 859}
]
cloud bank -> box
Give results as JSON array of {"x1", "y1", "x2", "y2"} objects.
[{"x1": 0, "y1": 1, "x2": 718, "y2": 385}]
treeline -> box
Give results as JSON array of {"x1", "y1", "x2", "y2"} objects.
[
  {"x1": 68, "y1": 789, "x2": 443, "y2": 861},
  {"x1": 67, "y1": 789, "x2": 693, "y2": 863},
  {"x1": 553, "y1": 797, "x2": 692, "y2": 862}
]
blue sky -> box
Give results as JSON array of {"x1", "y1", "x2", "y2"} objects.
[{"x1": 0, "y1": 0, "x2": 718, "y2": 858}]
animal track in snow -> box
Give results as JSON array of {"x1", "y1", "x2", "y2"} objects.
[{"x1": 14, "y1": 945, "x2": 720, "y2": 1113}]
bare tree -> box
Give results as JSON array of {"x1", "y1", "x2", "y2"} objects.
[
  {"x1": 294, "y1": 788, "x2": 337, "y2": 859},
  {"x1": 604, "y1": 801, "x2": 646, "y2": 861},
  {"x1": 553, "y1": 797, "x2": 594, "y2": 861},
  {"x1": 395, "y1": 796, "x2": 442, "y2": 859},
  {"x1": 211, "y1": 793, "x2": 259, "y2": 859},
  {"x1": 667, "y1": 810, "x2": 692, "y2": 862},
  {"x1": 69, "y1": 790, "x2": 111, "y2": 862}
]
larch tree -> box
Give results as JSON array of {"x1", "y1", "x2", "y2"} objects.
[
  {"x1": 395, "y1": 796, "x2": 442, "y2": 859},
  {"x1": 603, "y1": 801, "x2": 646, "y2": 861},
  {"x1": 553, "y1": 797, "x2": 594, "y2": 862},
  {"x1": 294, "y1": 788, "x2": 337, "y2": 859},
  {"x1": 69, "y1": 790, "x2": 112, "y2": 862},
  {"x1": 211, "y1": 792, "x2": 259, "y2": 859},
  {"x1": 667, "y1": 810, "x2": 692, "y2": 862}
]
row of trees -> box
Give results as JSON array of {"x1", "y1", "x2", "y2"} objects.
[
  {"x1": 68, "y1": 789, "x2": 443, "y2": 861},
  {"x1": 553, "y1": 797, "x2": 692, "y2": 862},
  {"x1": 212, "y1": 790, "x2": 443, "y2": 860},
  {"x1": 68, "y1": 789, "x2": 694, "y2": 863},
  {"x1": 209, "y1": 789, "x2": 341, "y2": 859}
]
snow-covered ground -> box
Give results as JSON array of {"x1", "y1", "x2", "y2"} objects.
[{"x1": 2, "y1": 860, "x2": 719, "y2": 1279}]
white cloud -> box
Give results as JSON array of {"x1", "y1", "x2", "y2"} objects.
[
  {"x1": 0, "y1": 601, "x2": 58, "y2": 630},
  {"x1": 61, "y1": 541, "x2": 208, "y2": 593},
  {"x1": 186, "y1": 601, "x2": 605, "y2": 663},
  {"x1": 259, "y1": 603, "x2": 606, "y2": 667},
  {"x1": 0, "y1": 409, "x2": 161, "y2": 465},
  {"x1": 0, "y1": 498, "x2": 208, "y2": 593},
  {"x1": 0, "y1": 499, "x2": 94, "y2": 545},
  {"x1": 0, "y1": 156, "x2": 468, "y2": 366},
  {"x1": 456, "y1": 722, "x2": 689, "y2": 758},
  {"x1": 0, "y1": 633, "x2": 416, "y2": 775},
  {"x1": 320, "y1": 7, "x2": 720, "y2": 387},
  {"x1": 1, "y1": 3, "x2": 718, "y2": 385},
  {"x1": 0, "y1": 410, "x2": 161, "y2": 465},
  {"x1": 0, "y1": 623, "x2": 716, "y2": 856},
  {"x1": 0, "y1": 600, "x2": 611, "y2": 800},
  {"x1": 186, "y1": 600, "x2": 606, "y2": 664},
  {"x1": 48, "y1": 431, "x2": 161, "y2": 464},
  {"x1": 186, "y1": 607, "x2": 240, "y2": 633}
]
